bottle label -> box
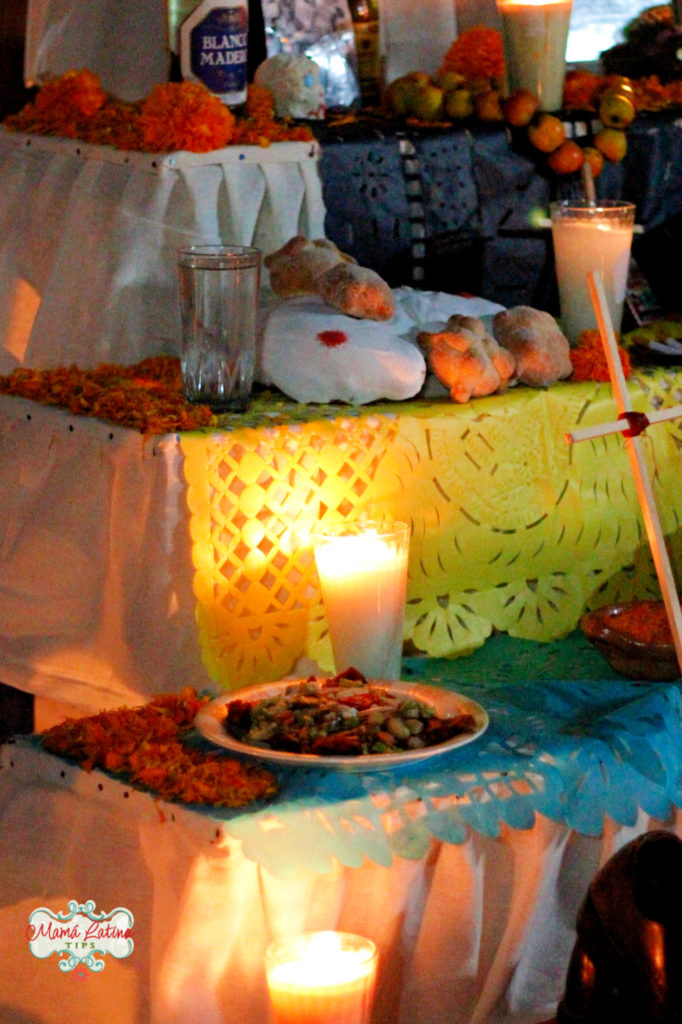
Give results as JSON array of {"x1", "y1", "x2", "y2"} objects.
[{"x1": 181, "y1": 3, "x2": 248, "y2": 103}]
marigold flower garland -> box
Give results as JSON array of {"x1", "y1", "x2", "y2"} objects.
[
  {"x1": 0, "y1": 356, "x2": 215, "y2": 435},
  {"x1": 3, "y1": 69, "x2": 314, "y2": 153},
  {"x1": 570, "y1": 329, "x2": 632, "y2": 383},
  {"x1": 41, "y1": 688, "x2": 279, "y2": 807}
]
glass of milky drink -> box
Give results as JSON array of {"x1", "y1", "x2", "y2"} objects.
[
  {"x1": 496, "y1": 0, "x2": 573, "y2": 112},
  {"x1": 550, "y1": 200, "x2": 636, "y2": 345}
]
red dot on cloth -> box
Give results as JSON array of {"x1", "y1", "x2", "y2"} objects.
[{"x1": 317, "y1": 330, "x2": 348, "y2": 348}]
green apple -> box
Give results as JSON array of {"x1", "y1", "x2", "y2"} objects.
[
  {"x1": 445, "y1": 86, "x2": 474, "y2": 120},
  {"x1": 410, "y1": 82, "x2": 445, "y2": 120}
]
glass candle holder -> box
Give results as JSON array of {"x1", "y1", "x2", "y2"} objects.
[
  {"x1": 311, "y1": 520, "x2": 409, "y2": 681},
  {"x1": 496, "y1": 0, "x2": 573, "y2": 111},
  {"x1": 265, "y1": 931, "x2": 378, "y2": 1024},
  {"x1": 550, "y1": 199, "x2": 636, "y2": 343}
]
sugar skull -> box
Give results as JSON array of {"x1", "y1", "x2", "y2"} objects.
[{"x1": 254, "y1": 53, "x2": 326, "y2": 120}]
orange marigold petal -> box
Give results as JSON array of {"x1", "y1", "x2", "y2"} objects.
[{"x1": 439, "y1": 26, "x2": 505, "y2": 83}]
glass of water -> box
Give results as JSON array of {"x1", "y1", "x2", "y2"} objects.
[{"x1": 176, "y1": 244, "x2": 262, "y2": 412}]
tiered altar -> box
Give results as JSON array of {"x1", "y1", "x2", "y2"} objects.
[{"x1": 2, "y1": 40, "x2": 682, "y2": 1024}]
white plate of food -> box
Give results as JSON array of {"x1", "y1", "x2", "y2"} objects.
[{"x1": 195, "y1": 670, "x2": 489, "y2": 772}]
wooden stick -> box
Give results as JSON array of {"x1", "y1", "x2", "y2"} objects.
[
  {"x1": 588, "y1": 270, "x2": 682, "y2": 674},
  {"x1": 565, "y1": 404, "x2": 682, "y2": 445}
]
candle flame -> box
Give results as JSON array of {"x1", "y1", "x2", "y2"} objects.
[
  {"x1": 267, "y1": 931, "x2": 377, "y2": 987},
  {"x1": 498, "y1": 0, "x2": 570, "y2": 6},
  {"x1": 314, "y1": 529, "x2": 402, "y2": 577}
]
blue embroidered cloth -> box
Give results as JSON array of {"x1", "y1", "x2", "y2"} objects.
[
  {"x1": 8, "y1": 631, "x2": 681, "y2": 879},
  {"x1": 208, "y1": 631, "x2": 682, "y2": 877}
]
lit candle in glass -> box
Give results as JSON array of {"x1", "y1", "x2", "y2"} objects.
[
  {"x1": 265, "y1": 931, "x2": 378, "y2": 1024},
  {"x1": 550, "y1": 199, "x2": 636, "y2": 344},
  {"x1": 311, "y1": 521, "x2": 409, "y2": 681},
  {"x1": 496, "y1": 0, "x2": 573, "y2": 111}
]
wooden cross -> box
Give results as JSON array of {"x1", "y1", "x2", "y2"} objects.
[{"x1": 565, "y1": 270, "x2": 682, "y2": 674}]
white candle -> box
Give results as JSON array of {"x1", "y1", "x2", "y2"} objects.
[
  {"x1": 265, "y1": 931, "x2": 378, "y2": 1024},
  {"x1": 550, "y1": 200, "x2": 635, "y2": 344},
  {"x1": 312, "y1": 521, "x2": 409, "y2": 680},
  {"x1": 496, "y1": 0, "x2": 573, "y2": 111}
]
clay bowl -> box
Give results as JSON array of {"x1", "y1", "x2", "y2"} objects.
[{"x1": 581, "y1": 601, "x2": 681, "y2": 681}]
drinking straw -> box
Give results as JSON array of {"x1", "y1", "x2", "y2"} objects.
[
  {"x1": 581, "y1": 161, "x2": 596, "y2": 205},
  {"x1": 587, "y1": 269, "x2": 682, "y2": 673}
]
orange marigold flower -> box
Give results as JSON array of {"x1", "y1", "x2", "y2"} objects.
[
  {"x1": 41, "y1": 690, "x2": 279, "y2": 807},
  {"x1": 81, "y1": 99, "x2": 144, "y2": 150},
  {"x1": 244, "y1": 83, "x2": 276, "y2": 119},
  {"x1": 3, "y1": 71, "x2": 314, "y2": 152},
  {"x1": 438, "y1": 26, "x2": 505, "y2": 83},
  {"x1": 139, "y1": 81, "x2": 235, "y2": 153},
  {"x1": 0, "y1": 356, "x2": 214, "y2": 434},
  {"x1": 35, "y1": 68, "x2": 107, "y2": 120},
  {"x1": 631, "y1": 74, "x2": 682, "y2": 112},
  {"x1": 570, "y1": 329, "x2": 631, "y2": 382},
  {"x1": 562, "y1": 69, "x2": 604, "y2": 111}
]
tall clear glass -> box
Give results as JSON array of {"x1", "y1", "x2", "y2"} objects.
[{"x1": 176, "y1": 244, "x2": 261, "y2": 411}]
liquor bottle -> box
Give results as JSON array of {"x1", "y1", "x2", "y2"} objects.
[
  {"x1": 348, "y1": 0, "x2": 382, "y2": 107},
  {"x1": 169, "y1": 0, "x2": 266, "y2": 90},
  {"x1": 246, "y1": 0, "x2": 267, "y2": 81},
  {"x1": 176, "y1": 0, "x2": 249, "y2": 107}
]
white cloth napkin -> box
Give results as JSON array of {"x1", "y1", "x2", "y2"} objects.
[{"x1": 257, "y1": 287, "x2": 506, "y2": 404}]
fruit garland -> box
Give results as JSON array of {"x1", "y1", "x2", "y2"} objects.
[{"x1": 383, "y1": 25, "x2": 682, "y2": 180}]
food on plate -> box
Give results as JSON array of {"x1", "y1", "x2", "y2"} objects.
[
  {"x1": 491, "y1": 306, "x2": 573, "y2": 387},
  {"x1": 418, "y1": 313, "x2": 515, "y2": 403},
  {"x1": 222, "y1": 668, "x2": 477, "y2": 756},
  {"x1": 264, "y1": 236, "x2": 355, "y2": 298},
  {"x1": 316, "y1": 262, "x2": 396, "y2": 321},
  {"x1": 41, "y1": 688, "x2": 279, "y2": 806}
]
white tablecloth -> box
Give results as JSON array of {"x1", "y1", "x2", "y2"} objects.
[
  {"x1": 2, "y1": 738, "x2": 678, "y2": 1024},
  {"x1": 0, "y1": 130, "x2": 325, "y2": 374},
  {"x1": 0, "y1": 395, "x2": 204, "y2": 715}
]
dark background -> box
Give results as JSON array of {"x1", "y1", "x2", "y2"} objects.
[{"x1": 0, "y1": 0, "x2": 31, "y2": 119}]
